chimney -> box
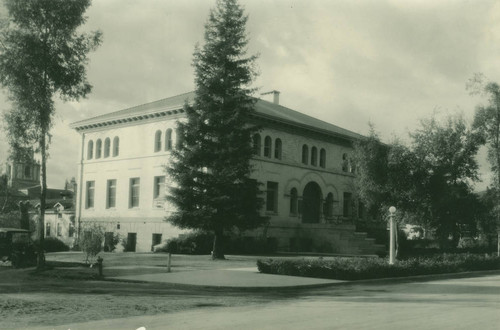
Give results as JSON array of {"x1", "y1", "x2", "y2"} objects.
[{"x1": 261, "y1": 90, "x2": 280, "y2": 105}]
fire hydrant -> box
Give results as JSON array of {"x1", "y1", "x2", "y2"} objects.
[{"x1": 97, "y1": 256, "x2": 103, "y2": 277}]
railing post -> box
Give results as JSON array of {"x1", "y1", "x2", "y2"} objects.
[
  {"x1": 167, "y1": 253, "x2": 171, "y2": 273},
  {"x1": 388, "y1": 206, "x2": 396, "y2": 265},
  {"x1": 97, "y1": 256, "x2": 103, "y2": 277}
]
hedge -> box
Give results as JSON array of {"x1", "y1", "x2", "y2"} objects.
[
  {"x1": 156, "y1": 231, "x2": 277, "y2": 255},
  {"x1": 257, "y1": 253, "x2": 500, "y2": 280},
  {"x1": 34, "y1": 237, "x2": 70, "y2": 252}
]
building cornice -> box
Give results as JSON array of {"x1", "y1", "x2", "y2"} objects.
[{"x1": 71, "y1": 106, "x2": 185, "y2": 132}]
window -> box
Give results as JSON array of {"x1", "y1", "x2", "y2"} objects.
[
  {"x1": 113, "y1": 136, "x2": 120, "y2": 157},
  {"x1": 104, "y1": 138, "x2": 110, "y2": 158},
  {"x1": 154, "y1": 176, "x2": 165, "y2": 199},
  {"x1": 324, "y1": 193, "x2": 334, "y2": 218},
  {"x1": 289, "y1": 188, "x2": 298, "y2": 215},
  {"x1": 176, "y1": 127, "x2": 183, "y2": 148},
  {"x1": 24, "y1": 165, "x2": 30, "y2": 178},
  {"x1": 343, "y1": 192, "x2": 352, "y2": 217},
  {"x1": 69, "y1": 224, "x2": 75, "y2": 237},
  {"x1": 349, "y1": 158, "x2": 355, "y2": 174},
  {"x1": 107, "y1": 179, "x2": 116, "y2": 208},
  {"x1": 96, "y1": 139, "x2": 102, "y2": 159},
  {"x1": 253, "y1": 134, "x2": 261, "y2": 156},
  {"x1": 87, "y1": 140, "x2": 94, "y2": 160},
  {"x1": 154, "y1": 130, "x2": 162, "y2": 152},
  {"x1": 165, "y1": 129, "x2": 173, "y2": 151},
  {"x1": 45, "y1": 222, "x2": 51, "y2": 237},
  {"x1": 302, "y1": 145, "x2": 309, "y2": 165},
  {"x1": 320, "y1": 148, "x2": 326, "y2": 168},
  {"x1": 266, "y1": 181, "x2": 278, "y2": 213},
  {"x1": 57, "y1": 223, "x2": 62, "y2": 237},
  {"x1": 129, "y1": 178, "x2": 140, "y2": 208},
  {"x1": 311, "y1": 147, "x2": 318, "y2": 166},
  {"x1": 342, "y1": 153, "x2": 348, "y2": 172},
  {"x1": 264, "y1": 136, "x2": 272, "y2": 158},
  {"x1": 86, "y1": 181, "x2": 95, "y2": 208},
  {"x1": 274, "y1": 138, "x2": 282, "y2": 160},
  {"x1": 57, "y1": 213, "x2": 62, "y2": 219}
]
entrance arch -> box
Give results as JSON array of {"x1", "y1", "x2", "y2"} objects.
[{"x1": 302, "y1": 182, "x2": 322, "y2": 223}]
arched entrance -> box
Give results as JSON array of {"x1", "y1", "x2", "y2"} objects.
[{"x1": 302, "y1": 182, "x2": 322, "y2": 223}]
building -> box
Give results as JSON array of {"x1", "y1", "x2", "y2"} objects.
[
  {"x1": 71, "y1": 91, "x2": 384, "y2": 254},
  {"x1": 0, "y1": 153, "x2": 40, "y2": 191},
  {"x1": 34, "y1": 199, "x2": 76, "y2": 248}
]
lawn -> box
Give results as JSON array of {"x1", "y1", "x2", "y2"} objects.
[
  {"x1": 40, "y1": 251, "x2": 260, "y2": 279},
  {"x1": 47, "y1": 251, "x2": 260, "y2": 269},
  {"x1": 0, "y1": 252, "x2": 286, "y2": 329}
]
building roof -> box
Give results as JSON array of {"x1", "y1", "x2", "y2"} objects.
[
  {"x1": 71, "y1": 91, "x2": 364, "y2": 141},
  {"x1": 32, "y1": 199, "x2": 74, "y2": 211}
]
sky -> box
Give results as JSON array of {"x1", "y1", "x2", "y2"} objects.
[{"x1": 0, "y1": 0, "x2": 499, "y2": 190}]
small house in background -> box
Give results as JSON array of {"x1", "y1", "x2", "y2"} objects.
[{"x1": 32, "y1": 198, "x2": 76, "y2": 248}]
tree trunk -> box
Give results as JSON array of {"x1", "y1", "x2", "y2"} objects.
[
  {"x1": 19, "y1": 201, "x2": 30, "y2": 230},
  {"x1": 37, "y1": 133, "x2": 47, "y2": 269},
  {"x1": 212, "y1": 228, "x2": 225, "y2": 260}
]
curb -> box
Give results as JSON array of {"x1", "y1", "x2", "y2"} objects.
[
  {"x1": 102, "y1": 276, "x2": 342, "y2": 292},
  {"x1": 102, "y1": 268, "x2": 500, "y2": 291},
  {"x1": 338, "y1": 268, "x2": 500, "y2": 286}
]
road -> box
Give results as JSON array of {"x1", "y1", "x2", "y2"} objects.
[{"x1": 34, "y1": 273, "x2": 500, "y2": 330}]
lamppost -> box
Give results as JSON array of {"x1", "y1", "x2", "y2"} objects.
[{"x1": 388, "y1": 206, "x2": 396, "y2": 265}]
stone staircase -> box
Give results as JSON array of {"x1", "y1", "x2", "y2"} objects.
[{"x1": 266, "y1": 222, "x2": 386, "y2": 256}]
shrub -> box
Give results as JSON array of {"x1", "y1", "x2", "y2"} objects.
[
  {"x1": 161, "y1": 231, "x2": 213, "y2": 254},
  {"x1": 104, "y1": 232, "x2": 120, "y2": 252},
  {"x1": 34, "y1": 237, "x2": 70, "y2": 252},
  {"x1": 43, "y1": 237, "x2": 70, "y2": 252},
  {"x1": 120, "y1": 237, "x2": 128, "y2": 251},
  {"x1": 157, "y1": 232, "x2": 278, "y2": 255},
  {"x1": 257, "y1": 253, "x2": 500, "y2": 281},
  {"x1": 225, "y1": 236, "x2": 277, "y2": 255},
  {"x1": 79, "y1": 224, "x2": 105, "y2": 264}
]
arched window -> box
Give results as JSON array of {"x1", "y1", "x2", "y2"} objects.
[
  {"x1": 96, "y1": 139, "x2": 102, "y2": 159},
  {"x1": 176, "y1": 127, "x2": 183, "y2": 149},
  {"x1": 253, "y1": 134, "x2": 261, "y2": 156},
  {"x1": 113, "y1": 136, "x2": 119, "y2": 156},
  {"x1": 165, "y1": 129, "x2": 173, "y2": 151},
  {"x1": 104, "y1": 138, "x2": 110, "y2": 158},
  {"x1": 349, "y1": 158, "x2": 355, "y2": 174},
  {"x1": 324, "y1": 193, "x2": 334, "y2": 219},
  {"x1": 342, "y1": 153, "x2": 348, "y2": 172},
  {"x1": 274, "y1": 138, "x2": 282, "y2": 160},
  {"x1": 87, "y1": 140, "x2": 94, "y2": 160},
  {"x1": 154, "y1": 130, "x2": 162, "y2": 152},
  {"x1": 290, "y1": 188, "x2": 298, "y2": 215},
  {"x1": 320, "y1": 148, "x2": 326, "y2": 168},
  {"x1": 311, "y1": 146, "x2": 318, "y2": 166},
  {"x1": 264, "y1": 136, "x2": 272, "y2": 158},
  {"x1": 302, "y1": 145, "x2": 309, "y2": 165}
]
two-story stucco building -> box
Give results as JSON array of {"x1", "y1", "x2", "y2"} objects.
[{"x1": 71, "y1": 91, "x2": 383, "y2": 254}]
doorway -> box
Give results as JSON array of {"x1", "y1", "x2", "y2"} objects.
[
  {"x1": 302, "y1": 182, "x2": 322, "y2": 223},
  {"x1": 151, "y1": 233, "x2": 162, "y2": 251},
  {"x1": 126, "y1": 232, "x2": 137, "y2": 252}
]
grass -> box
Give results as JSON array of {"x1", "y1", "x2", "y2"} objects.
[{"x1": 0, "y1": 251, "x2": 278, "y2": 329}]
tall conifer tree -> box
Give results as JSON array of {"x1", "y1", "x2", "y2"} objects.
[{"x1": 167, "y1": 0, "x2": 266, "y2": 259}]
